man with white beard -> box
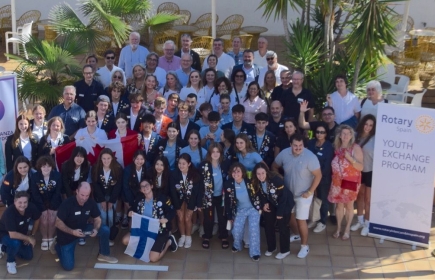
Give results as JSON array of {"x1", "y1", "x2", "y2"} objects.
[{"x1": 118, "y1": 32, "x2": 149, "y2": 81}]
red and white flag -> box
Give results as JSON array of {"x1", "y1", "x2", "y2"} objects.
[{"x1": 55, "y1": 135, "x2": 138, "y2": 169}]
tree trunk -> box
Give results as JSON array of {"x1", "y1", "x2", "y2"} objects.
[
  {"x1": 301, "y1": 0, "x2": 306, "y2": 25},
  {"x1": 283, "y1": 12, "x2": 290, "y2": 43},
  {"x1": 306, "y1": 0, "x2": 311, "y2": 27},
  {"x1": 351, "y1": 54, "x2": 364, "y2": 94},
  {"x1": 335, "y1": 7, "x2": 352, "y2": 45},
  {"x1": 324, "y1": 9, "x2": 331, "y2": 59},
  {"x1": 328, "y1": 0, "x2": 335, "y2": 59}
]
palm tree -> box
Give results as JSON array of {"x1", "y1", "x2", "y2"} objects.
[
  {"x1": 343, "y1": 0, "x2": 399, "y2": 93},
  {"x1": 49, "y1": 0, "x2": 179, "y2": 53},
  {"x1": 257, "y1": 0, "x2": 304, "y2": 42},
  {"x1": 6, "y1": 37, "x2": 86, "y2": 111}
]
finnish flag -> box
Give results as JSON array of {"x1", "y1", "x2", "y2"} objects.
[{"x1": 124, "y1": 213, "x2": 160, "y2": 262}]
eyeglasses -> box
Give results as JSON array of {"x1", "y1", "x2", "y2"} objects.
[
  {"x1": 106, "y1": 56, "x2": 115, "y2": 60},
  {"x1": 315, "y1": 131, "x2": 326, "y2": 134},
  {"x1": 266, "y1": 57, "x2": 274, "y2": 61}
]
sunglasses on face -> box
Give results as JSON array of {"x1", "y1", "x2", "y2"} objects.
[
  {"x1": 315, "y1": 131, "x2": 326, "y2": 134},
  {"x1": 266, "y1": 57, "x2": 274, "y2": 61},
  {"x1": 113, "y1": 75, "x2": 122, "y2": 79},
  {"x1": 106, "y1": 56, "x2": 115, "y2": 60}
]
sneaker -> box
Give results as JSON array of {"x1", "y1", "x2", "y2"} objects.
[
  {"x1": 232, "y1": 246, "x2": 238, "y2": 253},
  {"x1": 121, "y1": 217, "x2": 129, "y2": 229},
  {"x1": 313, "y1": 222, "x2": 326, "y2": 233},
  {"x1": 297, "y1": 245, "x2": 309, "y2": 259},
  {"x1": 178, "y1": 236, "x2": 186, "y2": 248},
  {"x1": 199, "y1": 225, "x2": 205, "y2": 238},
  {"x1": 169, "y1": 235, "x2": 178, "y2": 252},
  {"x1": 265, "y1": 249, "x2": 276, "y2": 257},
  {"x1": 97, "y1": 254, "x2": 118, "y2": 263},
  {"x1": 49, "y1": 237, "x2": 57, "y2": 255},
  {"x1": 184, "y1": 236, "x2": 192, "y2": 248},
  {"x1": 212, "y1": 223, "x2": 219, "y2": 235},
  {"x1": 7, "y1": 262, "x2": 17, "y2": 274},
  {"x1": 78, "y1": 238, "x2": 86, "y2": 246},
  {"x1": 251, "y1": 255, "x2": 260, "y2": 261},
  {"x1": 115, "y1": 216, "x2": 121, "y2": 227},
  {"x1": 290, "y1": 234, "x2": 301, "y2": 242},
  {"x1": 351, "y1": 221, "x2": 364, "y2": 232},
  {"x1": 109, "y1": 240, "x2": 115, "y2": 247},
  {"x1": 360, "y1": 226, "x2": 369, "y2": 236},
  {"x1": 275, "y1": 251, "x2": 290, "y2": 260},
  {"x1": 307, "y1": 220, "x2": 317, "y2": 229},
  {"x1": 244, "y1": 243, "x2": 250, "y2": 249},
  {"x1": 41, "y1": 240, "x2": 49, "y2": 251},
  {"x1": 191, "y1": 224, "x2": 199, "y2": 234}
]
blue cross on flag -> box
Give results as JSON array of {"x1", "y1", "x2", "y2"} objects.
[{"x1": 124, "y1": 213, "x2": 160, "y2": 262}]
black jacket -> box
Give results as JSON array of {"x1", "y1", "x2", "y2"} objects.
[
  {"x1": 97, "y1": 114, "x2": 116, "y2": 134},
  {"x1": 5, "y1": 135, "x2": 38, "y2": 172},
  {"x1": 176, "y1": 121, "x2": 200, "y2": 142},
  {"x1": 0, "y1": 170, "x2": 35, "y2": 207},
  {"x1": 250, "y1": 130, "x2": 276, "y2": 167},
  {"x1": 199, "y1": 160, "x2": 231, "y2": 211},
  {"x1": 224, "y1": 178, "x2": 261, "y2": 220},
  {"x1": 92, "y1": 168, "x2": 122, "y2": 203},
  {"x1": 221, "y1": 121, "x2": 255, "y2": 136},
  {"x1": 61, "y1": 163, "x2": 90, "y2": 198},
  {"x1": 257, "y1": 174, "x2": 294, "y2": 217},
  {"x1": 37, "y1": 134, "x2": 70, "y2": 160},
  {"x1": 169, "y1": 169, "x2": 202, "y2": 211},
  {"x1": 30, "y1": 170, "x2": 63, "y2": 212},
  {"x1": 123, "y1": 163, "x2": 147, "y2": 205},
  {"x1": 121, "y1": 107, "x2": 148, "y2": 133}
]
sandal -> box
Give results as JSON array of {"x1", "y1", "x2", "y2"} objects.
[
  {"x1": 221, "y1": 240, "x2": 229, "y2": 249},
  {"x1": 342, "y1": 232, "x2": 350, "y2": 241},
  {"x1": 202, "y1": 239, "x2": 210, "y2": 249},
  {"x1": 41, "y1": 239, "x2": 49, "y2": 251},
  {"x1": 332, "y1": 231, "x2": 341, "y2": 239}
]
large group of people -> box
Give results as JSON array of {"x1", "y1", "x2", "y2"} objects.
[{"x1": 0, "y1": 31, "x2": 384, "y2": 275}]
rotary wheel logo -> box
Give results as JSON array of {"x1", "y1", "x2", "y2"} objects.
[
  {"x1": 0, "y1": 100, "x2": 5, "y2": 120},
  {"x1": 415, "y1": 115, "x2": 435, "y2": 134}
]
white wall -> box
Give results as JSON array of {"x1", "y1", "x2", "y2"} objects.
[{"x1": 0, "y1": 0, "x2": 430, "y2": 35}]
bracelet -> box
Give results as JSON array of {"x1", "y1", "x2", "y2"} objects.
[{"x1": 307, "y1": 190, "x2": 313, "y2": 195}]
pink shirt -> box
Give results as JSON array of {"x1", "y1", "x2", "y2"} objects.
[
  {"x1": 159, "y1": 56, "x2": 181, "y2": 72},
  {"x1": 242, "y1": 96, "x2": 268, "y2": 124}
]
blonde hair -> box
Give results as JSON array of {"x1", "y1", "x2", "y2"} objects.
[
  {"x1": 333, "y1": 124, "x2": 356, "y2": 150},
  {"x1": 32, "y1": 104, "x2": 46, "y2": 115}
]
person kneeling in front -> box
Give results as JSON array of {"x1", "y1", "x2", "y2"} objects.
[
  {"x1": 0, "y1": 192, "x2": 41, "y2": 274},
  {"x1": 51, "y1": 182, "x2": 118, "y2": 271}
]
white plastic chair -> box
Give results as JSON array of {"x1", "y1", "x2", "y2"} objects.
[
  {"x1": 390, "y1": 89, "x2": 427, "y2": 107},
  {"x1": 386, "y1": 75, "x2": 410, "y2": 103},
  {"x1": 5, "y1": 21, "x2": 32, "y2": 60}
]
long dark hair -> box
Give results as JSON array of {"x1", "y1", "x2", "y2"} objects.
[
  {"x1": 13, "y1": 156, "x2": 31, "y2": 189},
  {"x1": 251, "y1": 162, "x2": 282, "y2": 192},
  {"x1": 178, "y1": 153, "x2": 199, "y2": 183},
  {"x1": 186, "y1": 129, "x2": 204, "y2": 161},
  {"x1": 204, "y1": 142, "x2": 223, "y2": 163},
  {"x1": 243, "y1": 81, "x2": 265, "y2": 103},
  {"x1": 355, "y1": 114, "x2": 377, "y2": 148},
  {"x1": 63, "y1": 146, "x2": 90, "y2": 178},
  {"x1": 92, "y1": 148, "x2": 122, "y2": 182},
  {"x1": 150, "y1": 156, "x2": 170, "y2": 193}
]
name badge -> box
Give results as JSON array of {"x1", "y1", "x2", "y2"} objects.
[
  {"x1": 317, "y1": 152, "x2": 323, "y2": 156},
  {"x1": 79, "y1": 94, "x2": 84, "y2": 97},
  {"x1": 75, "y1": 211, "x2": 81, "y2": 215},
  {"x1": 297, "y1": 98, "x2": 304, "y2": 103},
  {"x1": 163, "y1": 151, "x2": 168, "y2": 154},
  {"x1": 19, "y1": 221, "x2": 24, "y2": 225},
  {"x1": 279, "y1": 124, "x2": 284, "y2": 127}
]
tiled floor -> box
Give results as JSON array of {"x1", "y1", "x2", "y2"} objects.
[{"x1": 0, "y1": 207, "x2": 434, "y2": 279}]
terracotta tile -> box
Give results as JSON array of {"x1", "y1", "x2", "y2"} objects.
[
  {"x1": 258, "y1": 263, "x2": 282, "y2": 275},
  {"x1": 258, "y1": 275, "x2": 283, "y2": 279},
  {"x1": 309, "y1": 234, "x2": 329, "y2": 245},
  {"x1": 308, "y1": 244, "x2": 329, "y2": 256},
  {"x1": 329, "y1": 245, "x2": 354, "y2": 256},
  {"x1": 132, "y1": 270, "x2": 158, "y2": 279},
  {"x1": 53, "y1": 268, "x2": 84, "y2": 279},
  {"x1": 258, "y1": 255, "x2": 284, "y2": 264},
  {"x1": 358, "y1": 267, "x2": 384, "y2": 279},
  {"x1": 31, "y1": 266, "x2": 59, "y2": 279},
  {"x1": 355, "y1": 257, "x2": 381, "y2": 269},
  {"x1": 160, "y1": 259, "x2": 185, "y2": 271},
  {"x1": 381, "y1": 262, "x2": 407, "y2": 272},
  {"x1": 327, "y1": 236, "x2": 349, "y2": 246},
  {"x1": 306, "y1": 255, "x2": 332, "y2": 267},
  {"x1": 208, "y1": 262, "x2": 233, "y2": 274},
  {"x1": 81, "y1": 268, "x2": 108, "y2": 279},
  {"x1": 282, "y1": 265, "x2": 308, "y2": 279},
  {"x1": 210, "y1": 250, "x2": 234, "y2": 263},
  {"x1": 351, "y1": 236, "x2": 376, "y2": 247},
  {"x1": 382, "y1": 271, "x2": 410, "y2": 279},
  {"x1": 307, "y1": 267, "x2": 333, "y2": 279},
  {"x1": 162, "y1": 248, "x2": 187, "y2": 261},
  {"x1": 234, "y1": 252, "x2": 255, "y2": 264},
  {"x1": 37, "y1": 253, "x2": 60, "y2": 266},
  {"x1": 157, "y1": 271, "x2": 183, "y2": 279},
  {"x1": 405, "y1": 260, "x2": 432, "y2": 271},
  {"x1": 331, "y1": 256, "x2": 357, "y2": 268},
  {"x1": 186, "y1": 249, "x2": 211, "y2": 262},
  {"x1": 374, "y1": 240, "x2": 402, "y2": 248},
  {"x1": 377, "y1": 248, "x2": 402, "y2": 258},
  {"x1": 332, "y1": 268, "x2": 360, "y2": 279},
  {"x1": 106, "y1": 269, "x2": 132, "y2": 279},
  {"x1": 353, "y1": 246, "x2": 379, "y2": 258},
  {"x1": 408, "y1": 270, "x2": 435, "y2": 279},
  {"x1": 282, "y1": 255, "x2": 307, "y2": 266},
  {"x1": 184, "y1": 261, "x2": 209, "y2": 273},
  {"x1": 183, "y1": 272, "x2": 208, "y2": 279},
  {"x1": 208, "y1": 273, "x2": 233, "y2": 279},
  {"x1": 400, "y1": 248, "x2": 431, "y2": 261},
  {"x1": 4, "y1": 264, "x2": 34, "y2": 279},
  {"x1": 232, "y1": 275, "x2": 259, "y2": 279},
  {"x1": 234, "y1": 262, "x2": 258, "y2": 275}
]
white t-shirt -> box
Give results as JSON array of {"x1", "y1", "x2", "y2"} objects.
[
  {"x1": 254, "y1": 50, "x2": 268, "y2": 68},
  {"x1": 20, "y1": 137, "x2": 32, "y2": 161},
  {"x1": 329, "y1": 91, "x2": 362, "y2": 124},
  {"x1": 361, "y1": 99, "x2": 384, "y2": 119},
  {"x1": 202, "y1": 53, "x2": 235, "y2": 78},
  {"x1": 258, "y1": 64, "x2": 289, "y2": 87}
]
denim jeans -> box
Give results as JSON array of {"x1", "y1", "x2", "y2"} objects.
[
  {"x1": 98, "y1": 197, "x2": 116, "y2": 228},
  {"x1": 232, "y1": 207, "x2": 260, "y2": 257},
  {"x1": 317, "y1": 182, "x2": 331, "y2": 224},
  {"x1": 56, "y1": 224, "x2": 110, "y2": 271},
  {"x1": 1, "y1": 235, "x2": 33, "y2": 263}
]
